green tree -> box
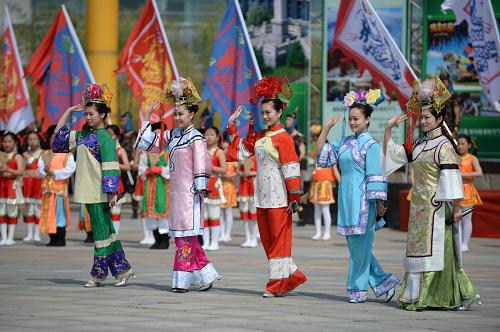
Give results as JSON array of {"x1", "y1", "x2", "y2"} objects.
[
  {"x1": 246, "y1": 5, "x2": 272, "y2": 27},
  {"x1": 286, "y1": 41, "x2": 307, "y2": 68},
  {"x1": 253, "y1": 47, "x2": 272, "y2": 76}
]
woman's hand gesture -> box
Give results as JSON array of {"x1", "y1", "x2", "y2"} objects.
[
  {"x1": 325, "y1": 115, "x2": 341, "y2": 131},
  {"x1": 66, "y1": 103, "x2": 84, "y2": 113},
  {"x1": 146, "y1": 100, "x2": 160, "y2": 121},
  {"x1": 386, "y1": 114, "x2": 407, "y2": 129},
  {"x1": 227, "y1": 106, "x2": 243, "y2": 127}
]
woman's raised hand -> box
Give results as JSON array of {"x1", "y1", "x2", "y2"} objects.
[
  {"x1": 325, "y1": 115, "x2": 341, "y2": 131},
  {"x1": 386, "y1": 114, "x2": 407, "y2": 129},
  {"x1": 67, "y1": 103, "x2": 84, "y2": 113},
  {"x1": 227, "y1": 106, "x2": 243, "y2": 127},
  {"x1": 147, "y1": 100, "x2": 160, "y2": 120}
]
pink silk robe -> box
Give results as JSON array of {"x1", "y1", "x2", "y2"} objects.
[{"x1": 135, "y1": 122, "x2": 212, "y2": 237}]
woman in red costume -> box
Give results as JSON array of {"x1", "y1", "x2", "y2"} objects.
[{"x1": 226, "y1": 77, "x2": 307, "y2": 297}]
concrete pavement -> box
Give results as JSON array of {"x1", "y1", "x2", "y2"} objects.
[{"x1": 0, "y1": 205, "x2": 499, "y2": 331}]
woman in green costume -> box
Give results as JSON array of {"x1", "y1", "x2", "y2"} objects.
[
  {"x1": 53, "y1": 83, "x2": 134, "y2": 288},
  {"x1": 383, "y1": 77, "x2": 480, "y2": 311}
]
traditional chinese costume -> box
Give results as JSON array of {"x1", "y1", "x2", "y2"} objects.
[
  {"x1": 53, "y1": 125, "x2": 133, "y2": 283},
  {"x1": 0, "y1": 152, "x2": 24, "y2": 245},
  {"x1": 238, "y1": 156, "x2": 259, "y2": 248},
  {"x1": 38, "y1": 150, "x2": 75, "y2": 246},
  {"x1": 385, "y1": 127, "x2": 478, "y2": 310},
  {"x1": 136, "y1": 122, "x2": 219, "y2": 289},
  {"x1": 318, "y1": 130, "x2": 400, "y2": 302},
  {"x1": 227, "y1": 121, "x2": 307, "y2": 294},
  {"x1": 138, "y1": 151, "x2": 170, "y2": 249},
  {"x1": 22, "y1": 149, "x2": 43, "y2": 242}
]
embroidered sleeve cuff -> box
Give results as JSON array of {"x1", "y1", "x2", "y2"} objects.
[
  {"x1": 102, "y1": 175, "x2": 119, "y2": 193},
  {"x1": 367, "y1": 191, "x2": 387, "y2": 201},
  {"x1": 194, "y1": 174, "x2": 209, "y2": 191},
  {"x1": 435, "y1": 169, "x2": 464, "y2": 201},
  {"x1": 317, "y1": 143, "x2": 336, "y2": 168},
  {"x1": 282, "y1": 161, "x2": 300, "y2": 179},
  {"x1": 52, "y1": 126, "x2": 71, "y2": 153},
  {"x1": 135, "y1": 121, "x2": 158, "y2": 152}
]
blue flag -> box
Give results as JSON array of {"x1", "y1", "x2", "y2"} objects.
[
  {"x1": 202, "y1": 0, "x2": 262, "y2": 135},
  {"x1": 25, "y1": 5, "x2": 94, "y2": 131}
]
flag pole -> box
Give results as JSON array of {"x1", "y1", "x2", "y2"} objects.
[
  {"x1": 61, "y1": 5, "x2": 95, "y2": 83},
  {"x1": 233, "y1": 0, "x2": 262, "y2": 80},
  {"x1": 151, "y1": 0, "x2": 179, "y2": 80}
]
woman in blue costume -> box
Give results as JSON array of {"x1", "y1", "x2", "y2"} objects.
[{"x1": 316, "y1": 89, "x2": 400, "y2": 303}]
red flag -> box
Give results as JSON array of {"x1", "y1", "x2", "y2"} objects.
[
  {"x1": 0, "y1": 7, "x2": 34, "y2": 133},
  {"x1": 117, "y1": 0, "x2": 178, "y2": 126},
  {"x1": 332, "y1": 0, "x2": 417, "y2": 110}
]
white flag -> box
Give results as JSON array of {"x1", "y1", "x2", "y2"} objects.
[
  {"x1": 442, "y1": 0, "x2": 500, "y2": 112},
  {"x1": 332, "y1": 0, "x2": 418, "y2": 109}
]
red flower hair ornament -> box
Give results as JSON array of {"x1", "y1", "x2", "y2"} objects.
[{"x1": 249, "y1": 76, "x2": 293, "y2": 109}]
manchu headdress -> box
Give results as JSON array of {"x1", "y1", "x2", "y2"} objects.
[
  {"x1": 83, "y1": 83, "x2": 113, "y2": 108},
  {"x1": 161, "y1": 77, "x2": 201, "y2": 107},
  {"x1": 249, "y1": 76, "x2": 293, "y2": 109}
]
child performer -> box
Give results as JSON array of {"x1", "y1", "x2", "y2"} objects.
[
  {"x1": 106, "y1": 124, "x2": 131, "y2": 235},
  {"x1": 39, "y1": 125, "x2": 76, "y2": 246},
  {"x1": 52, "y1": 83, "x2": 134, "y2": 287},
  {"x1": 135, "y1": 77, "x2": 219, "y2": 293},
  {"x1": 309, "y1": 164, "x2": 340, "y2": 241},
  {"x1": 0, "y1": 132, "x2": 25, "y2": 246},
  {"x1": 203, "y1": 126, "x2": 227, "y2": 251},
  {"x1": 238, "y1": 156, "x2": 258, "y2": 248},
  {"x1": 22, "y1": 132, "x2": 44, "y2": 242},
  {"x1": 457, "y1": 135, "x2": 483, "y2": 252},
  {"x1": 133, "y1": 150, "x2": 153, "y2": 245},
  {"x1": 139, "y1": 151, "x2": 170, "y2": 249},
  {"x1": 220, "y1": 141, "x2": 238, "y2": 242}
]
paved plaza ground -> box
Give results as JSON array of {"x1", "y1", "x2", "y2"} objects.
[{"x1": 1, "y1": 205, "x2": 499, "y2": 331}]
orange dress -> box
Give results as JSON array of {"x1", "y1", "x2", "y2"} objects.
[
  {"x1": 309, "y1": 167, "x2": 336, "y2": 204},
  {"x1": 459, "y1": 153, "x2": 482, "y2": 207},
  {"x1": 221, "y1": 162, "x2": 237, "y2": 209}
]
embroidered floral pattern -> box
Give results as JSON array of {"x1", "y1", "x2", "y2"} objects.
[
  {"x1": 91, "y1": 256, "x2": 108, "y2": 281},
  {"x1": 77, "y1": 132, "x2": 101, "y2": 162},
  {"x1": 367, "y1": 191, "x2": 387, "y2": 201},
  {"x1": 347, "y1": 289, "x2": 367, "y2": 302},
  {"x1": 52, "y1": 126, "x2": 71, "y2": 153},
  {"x1": 107, "y1": 249, "x2": 131, "y2": 277},
  {"x1": 371, "y1": 275, "x2": 401, "y2": 297},
  {"x1": 317, "y1": 143, "x2": 338, "y2": 168},
  {"x1": 176, "y1": 238, "x2": 193, "y2": 265},
  {"x1": 102, "y1": 175, "x2": 119, "y2": 193}
]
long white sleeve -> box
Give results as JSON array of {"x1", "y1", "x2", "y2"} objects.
[
  {"x1": 53, "y1": 155, "x2": 76, "y2": 180},
  {"x1": 435, "y1": 141, "x2": 464, "y2": 201},
  {"x1": 38, "y1": 155, "x2": 76, "y2": 180},
  {"x1": 138, "y1": 153, "x2": 148, "y2": 181},
  {"x1": 38, "y1": 158, "x2": 47, "y2": 177},
  {"x1": 135, "y1": 121, "x2": 170, "y2": 153},
  {"x1": 382, "y1": 138, "x2": 408, "y2": 176}
]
